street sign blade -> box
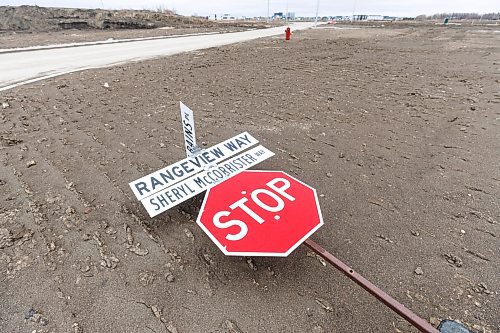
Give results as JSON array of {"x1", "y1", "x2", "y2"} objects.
[
  {"x1": 129, "y1": 131, "x2": 259, "y2": 201},
  {"x1": 179, "y1": 102, "x2": 198, "y2": 157},
  {"x1": 141, "y1": 145, "x2": 274, "y2": 217}
]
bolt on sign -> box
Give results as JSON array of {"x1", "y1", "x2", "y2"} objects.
[
  {"x1": 197, "y1": 170, "x2": 323, "y2": 256},
  {"x1": 129, "y1": 103, "x2": 274, "y2": 217}
]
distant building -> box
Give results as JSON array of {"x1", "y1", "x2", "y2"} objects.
[
  {"x1": 352, "y1": 14, "x2": 392, "y2": 21},
  {"x1": 352, "y1": 14, "x2": 368, "y2": 21},
  {"x1": 273, "y1": 12, "x2": 283, "y2": 19},
  {"x1": 221, "y1": 13, "x2": 237, "y2": 20},
  {"x1": 367, "y1": 15, "x2": 384, "y2": 21},
  {"x1": 331, "y1": 16, "x2": 351, "y2": 21}
]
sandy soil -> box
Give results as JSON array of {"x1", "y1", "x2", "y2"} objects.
[{"x1": 0, "y1": 24, "x2": 499, "y2": 333}]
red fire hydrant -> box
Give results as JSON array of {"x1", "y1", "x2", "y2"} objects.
[{"x1": 285, "y1": 27, "x2": 292, "y2": 40}]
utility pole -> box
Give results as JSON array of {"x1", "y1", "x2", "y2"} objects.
[
  {"x1": 267, "y1": 0, "x2": 270, "y2": 23},
  {"x1": 314, "y1": 0, "x2": 319, "y2": 26},
  {"x1": 352, "y1": 0, "x2": 357, "y2": 21},
  {"x1": 286, "y1": 0, "x2": 289, "y2": 22}
]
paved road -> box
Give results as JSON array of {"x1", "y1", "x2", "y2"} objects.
[{"x1": 0, "y1": 23, "x2": 316, "y2": 91}]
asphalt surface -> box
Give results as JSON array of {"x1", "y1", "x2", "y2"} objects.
[{"x1": 0, "y1": 22, "x2": 316, "y2": 91}]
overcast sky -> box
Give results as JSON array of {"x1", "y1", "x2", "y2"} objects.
[{"x1": 2, "y1": 0, "x2": 499, "y2": 17}]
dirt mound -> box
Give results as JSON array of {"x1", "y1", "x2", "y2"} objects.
[{"x1": 0, "y1": 5, "x2": 211, "y2": 32}]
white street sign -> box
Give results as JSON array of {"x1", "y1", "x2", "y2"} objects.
[
  {"x1": 129, "y1": 132, "x2": 259, "y2": 201},
  {"x1": 180, "y1": 102, "x2": 198, "y2": 157},
  {"x1": 141, "y1": 145, "x2": 275, "y2": 217}
]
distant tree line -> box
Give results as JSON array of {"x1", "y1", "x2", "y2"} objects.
[{"x1": 415, "y1": 12, "x2": 500, "y2": 20}]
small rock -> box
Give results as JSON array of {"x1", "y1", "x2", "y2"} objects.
[
  {"x1": 444, "y1": 254, "x2": 463, "y2": 267},
  {"x1": 474, "y1": 282, "x2": 492, "y2": 295},
  {"x1": 429, "y1": 317, "x2": 440, "y2": 326},
  {"x1": 312, "y1": 324, "x2": 324, "y2": 333},
  {"x1": 438, "y1": 319, "x2": 474, "y2": 333},
  {"x1": 166, "y1": 322, "x2": 178, "y2": 333},
  {"x1": 139, "y1": 271, "x2": 156, "y2": 286},
  {"x1": 184, "y1": 228, "x2": 194, "y2": 240},
  {"x1": 128, "y1": 245, "x2": 149, "y2": 256},
  {"x1": 165, "y1": 272, "x2": 175, "y2": 282},
  {"x1": 376, "y1": 234, "x2": 394, "y2": 243},
  {"x1": 414, "y1": 267, "x2": 424, "y2": 275},
  {"x1": 0, "y1": 228, "x2": 13, "y2": 249},
  {"x1": 246, "y1": 258, "x2": 257, "y2": 271},
  {"x1": 202, "y1": 253, "x2": 215, "y2": 266},
  {"x1": 2, "y1": 102, "x2": 9, "y2": 109},
  {"x1": 125, "y1": 224, "x2": 134, "y2": 244},
  {"x1": 103, "y1": 82, "x2": 110, "y2": 88},
  {"x1": 411, "y1": 230, "x2": 420, "y2": 237},
  {"x1": 73, "y1": 322, "x2": 83, "y2": 333},
  {"x1": 25, "y1": 308, "x2": 37, "y2": 320},
  {"x1": 47, "y1": 241, "x2": 56, "y2": 251},
  {"x1": 26, "y1": 160, "x2": 37, "y2": 168},
  {"x1": 307, "y1": 251, "x2": 327, "y2": 266},
  {"x1": 326, "y1": 172, "x2": 333, "y2": 178},
  {"x1": 315, "y1": 298, "x2": 333, "y2": 312},
  {"x1": 338, "y1": 152, "x2": 345, "y2": 158},
  {"x1": 151, "y1": 305, "x2": 162, "y2": 319},
  {"x1": 221, "y1": 320, "x2": 243, "y2": 333},
  {"x1": 25, "y1": 308, "x2": 48, "y2": 326}
]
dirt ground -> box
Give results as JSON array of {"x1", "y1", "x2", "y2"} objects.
[{"x1": 0, "y1": 23, "x2": 499, "y2": 333}]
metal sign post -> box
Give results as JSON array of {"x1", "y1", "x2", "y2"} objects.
[{"x1": 304, "y1": 239, "x2": 440, "y2": 333}]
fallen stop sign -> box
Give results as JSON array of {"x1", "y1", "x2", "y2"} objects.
[{"x1": 196, "y1": 170, "x2": 323, "y2": 256}]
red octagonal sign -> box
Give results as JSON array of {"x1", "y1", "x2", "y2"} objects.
[{"x1": 196, "y1": 170, "x2": 323, "y2": 256}]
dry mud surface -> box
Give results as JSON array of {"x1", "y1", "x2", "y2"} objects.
[{"x1": 0, "y1": 25, "x2": 499, "y2": 332}]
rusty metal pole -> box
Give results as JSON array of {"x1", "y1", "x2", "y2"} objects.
[{"x1": 304, "y1": 238, "x2": 440, "y2": 333}]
